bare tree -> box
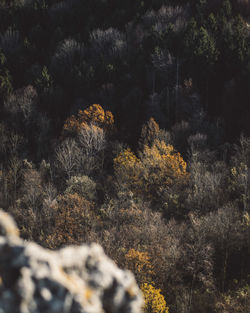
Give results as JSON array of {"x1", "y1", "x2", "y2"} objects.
[
  {"x1": 21, "y1": 168, "x2": 43, "y2": 212},
  {"x1": 52, "y1": 39, "x2": 85, "y2": 74},
  {"x1": 8, "y1": 131, "x2": 23, "y2": 156},
  {"x1": 232, "y1": 135, "x2": 250, "y2": 211},
  {"x1": 0, "y1": 123, "x2": 8, "y2": 157},
  {"x1": 143, "y1": 5, "x2": 188, "y2": 31},
  {"x1": 4, "y1": 85, "x2": 37, "y2": 123},
  {"x1": 35, "y1": 113, "x2": 51, "y2": 159},
  {"x1": 187, "y1": 160, "x2": 225, "y2": 213},
  {"x1": 39, "y1": 183, "x2": 58, "y2": 237},
  {"x1": 90, "y1": 28, "x2": 126, "y2": 62},
  {"x1": 54, "y1": 138, "x2": 81, "y2": 180},
  {"x1": 0, "y1": 28, "x2": 20, "y2": 55},
  {"x1": 8, "y1": 156, "x2": 22, "y2": 204},
  {"x1": 201, "y1": 205, "x2": 242, "y2": 292},
  {"x1": 182, "y1": 213, "x2": 214, "y2": 313},
  {"x1": 77, "y1": 123, "x2": 106, "y2": 175},
  {"x1": 186, "y1": 141, "x2": 227, "y2": 213},
  {"x1": 78, "y1": 123, "x2": 106, "y2": 156}
]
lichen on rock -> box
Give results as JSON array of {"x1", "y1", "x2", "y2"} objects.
[{"x1": 0, "y1": 210, "x2": 142, "y2": 313}]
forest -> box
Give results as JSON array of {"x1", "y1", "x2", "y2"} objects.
[{"x1": 0, "y1": 0, "x2": 250, "y2": 312}]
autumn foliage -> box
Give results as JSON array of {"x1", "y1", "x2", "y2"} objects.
[
  {"x1": 63, "y1": 104, "x2": 114, "y2": 133},
  {"x1": 125, "y1": 249, "x2": 169, "y2": 313},
  {"x1": 45, "y1": 193, "x2": 96, "y2": 249},
  {"x1": 141, "y1": 140, "x2": 187, "y2": 184},
  {"x1": 114, "y1": 139, "x2": 188, "y2": 198},
  {"x1": 1, "y1": 1, "x2": 250, "y2": 312},
  {"x1": 141, "y1": 283, "x2": 169, "y2": 313},
  {"x1": 114, "y1": 148, "x2": 141, "y2": 190},
  {"x1": 125, "y1": 248, "x2": 154, "y2": 283}
]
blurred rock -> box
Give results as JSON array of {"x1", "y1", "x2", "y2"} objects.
[{"x1": 0, "y1": 210, "x2": 142, "y2": 313}]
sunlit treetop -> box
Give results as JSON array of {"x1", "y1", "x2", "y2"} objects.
[
  {"x1": 114, "y1": 140, "x2": 188, "y2": 195},
  {"x1": 142, "y1": 140, "x2": 187, "y2": 180},
  {"x1": 64, "y1": 104, "x2": 114, "y2": 133}
]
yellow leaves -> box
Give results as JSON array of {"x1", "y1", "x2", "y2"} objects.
[
  {"x1": 124, "y1": 248, "x2": 169, "y2": 313},
  {"x1": 141, "y1": 283, "x2": 169, "y2": 313},
  {"x1": 125, "y1": 248, "x2": 155, "y2": 290},
  {"x1": 114, "y1": 149, "x2": 140, "y2": 168},
  {"x1": 125, "y1": 249, "x2": 154, "y2": 281},
  {"x1": 63, "y1": 104, "x2": 114, "y2": 133},
  {"x1": 143, "y1": 140, "x2": 187, "y2": 179},
  {"x1": 104, "y1": 110, "x2": 114, "y2": 125},
  {"x1": 231, "y1": 167, "x2": 237, "y2": 177},
  {"x1": 114, "y1": 149, "x2": 142, "y2": 189},
  {"x1": 125, "y1": 249, "x2": 151, "y2": 270},
  {"x1": 231, "y1": 163, "x2": 248, "y2": 178},
  {"x1": 113, "y1": 139, "x2": 188, "y2": 197},
  {"x1": 80, "y1": 103, "x2": 105, "y2": 124},
  {"x1": 243, "y1": 212, "x2": 250, "y2": 227}
]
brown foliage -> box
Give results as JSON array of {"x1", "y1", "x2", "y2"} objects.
[
  {"x1": 44, "y1": 193, "x2": 98, "y2": 249},
  {"x1": 140, "y1": 118, "x2": 160, "y2": 147}
]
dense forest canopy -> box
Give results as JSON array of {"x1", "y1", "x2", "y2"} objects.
[
  {"x1": 0, "y1": 0, "x2": 249, "y2": 145},
  {"x1": 0, "y1": 0, "x2": 250, "y2": 312}
]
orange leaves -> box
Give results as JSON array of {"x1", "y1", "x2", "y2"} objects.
[
  {"x1": 125, "y1": 248, "x2": 154, "y2": 276},
  {"x1": 63, "y1": 115, "x2": 81, "y2": 133},
  {"x1": 79, "y1": 103, "x2": 105, "y2": 124},
  {"x1": 45, "y1": 193, "x2": 95, "y2": 248},
  {"x1": 125, "y1": 248, "x2": 154, "y2": 285},
  {"x1": 63, "y1": 104, "x2": 114, "y2": 133},
  {"x1": 125, "y1": 248, "x2": 169, "y2": 313},
  {"x1": 104, "y1": 110, "x2": 115, "y2": 126}
]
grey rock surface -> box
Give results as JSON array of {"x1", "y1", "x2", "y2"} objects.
[{"x1": 0, "y1": 210, "x2": 142, "y2": 313}]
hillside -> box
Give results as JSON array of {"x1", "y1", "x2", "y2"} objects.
[{"x1": 0, "y1": 1, "x2": 250, "y2": 312}]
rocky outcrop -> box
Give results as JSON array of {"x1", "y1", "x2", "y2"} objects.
[{"x1": 0, "y1": 210, "x2": 142, "y2": 313}]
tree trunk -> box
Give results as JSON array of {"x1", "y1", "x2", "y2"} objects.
[
  {"x1": 187, "y1": 275, "x2": 194, "y2": 313},
  {"x1": 222, "y1": 246, "x2": 228, "y2": 292}
]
